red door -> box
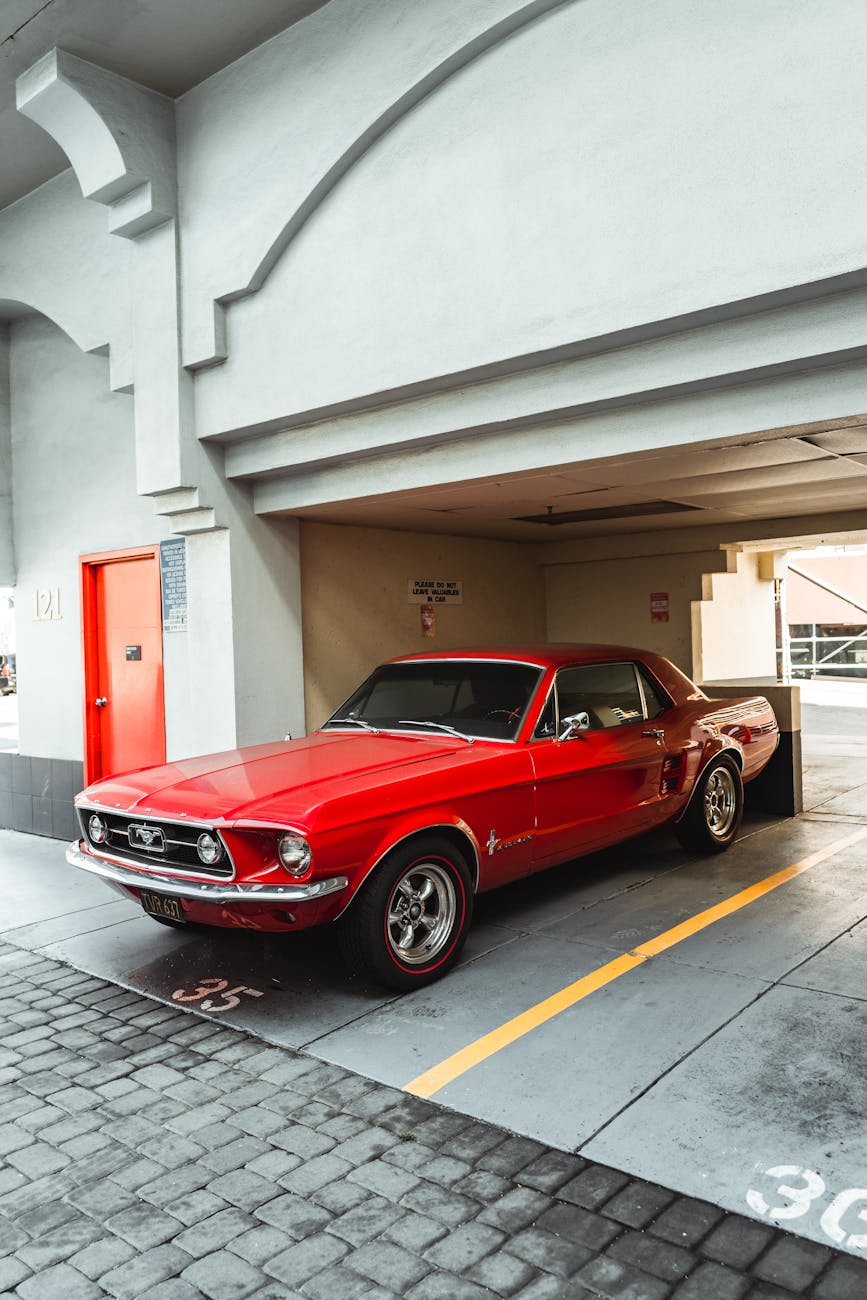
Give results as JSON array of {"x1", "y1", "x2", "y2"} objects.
[
  {"x1": 530, "y1": 723, "x2": 666, "y2": 866},
  {"x1": 81, "y1": 548, "x2": 166, "y2": 783},
  {"x1": 527, "y1": 660, "x2": 668, "y2": 867}
]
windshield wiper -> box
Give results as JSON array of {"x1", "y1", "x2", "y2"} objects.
[
  {"x1": 396, "y1": 720, "x2": 474, "y2": 743},
  {"x1": 326, "y1": 716, "x2": 379, "y2": 732}
]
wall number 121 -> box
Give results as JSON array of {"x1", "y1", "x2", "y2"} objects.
[{"x1": 32, "y1": 588, "x2": 61, "y2": 621}]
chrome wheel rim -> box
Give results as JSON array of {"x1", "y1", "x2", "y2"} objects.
[
  {"x1": 386, "y1": 862, "x2": 457, "y2": 966},
  {"x1": 704, "y1": 767, "x2": 737, "y2": 838}
]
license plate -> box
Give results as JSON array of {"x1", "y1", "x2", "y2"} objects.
[{"x1": 140, "y1": 890, "x2": 185, "y2": 923}]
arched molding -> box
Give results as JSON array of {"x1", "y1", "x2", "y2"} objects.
[
  {"x1": 0, "y1": 295, "x2": 96, "y2": 358},
  {"x1": 187, "y1": 0, "x2": 571, "y2": 369},
  {"x1": 0, "y1": 296, "x2": 131, "y2": 394},
  {"x1": 16, "y1": 49, "x2": 176, "y2": 239}
]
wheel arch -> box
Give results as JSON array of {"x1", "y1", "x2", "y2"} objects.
[
  {"x1": 675, "y1": 740, "x2": 742, "y2": 825},
  {"x1": 335, "y1": 820, "x2": 481, "y2": 920}
]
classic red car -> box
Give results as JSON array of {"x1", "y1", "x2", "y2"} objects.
[{"x1": 68, "y1": 645, "x2": 779, "y2": 989}]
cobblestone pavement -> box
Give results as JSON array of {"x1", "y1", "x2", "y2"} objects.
[{"x1": 1, "y1": 942, "x2": 865, "y2": 1300}]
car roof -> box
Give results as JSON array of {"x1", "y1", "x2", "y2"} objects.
[{"x1": 387, "y1": 644, "x2": 662, "y2": 670}]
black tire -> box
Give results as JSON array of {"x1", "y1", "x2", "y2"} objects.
[
  {"x1": 338, "y1": 835, "x2": 473, "y2": 990},
  {"x1": 675, "y1": 756, "x2": 743, "y2": 854}
]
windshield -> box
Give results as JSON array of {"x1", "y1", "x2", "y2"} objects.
[{"x1": 323, "y1": 660, "x2": 543, "y2": 741}]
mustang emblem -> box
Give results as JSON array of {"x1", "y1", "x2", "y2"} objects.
[{"x1": 128, "y1": 823, "x2": 166, "y2": 852}]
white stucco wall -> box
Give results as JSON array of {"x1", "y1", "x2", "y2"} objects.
[
  {"x1": 9, "y1": 315, "x2": 169, "y2": 760},
  {"x1": 176, "y1": 0, "x2": 551, "y2": 367},
  {"x1": 190, "y1": 0, "x2": 867, "y2": 438},
  {"x1": 692, "y1": 550, "x2": 777, "y2": 682},
  {"x1": 0, "y1": 171, "x2": 133, "y2": 388}
]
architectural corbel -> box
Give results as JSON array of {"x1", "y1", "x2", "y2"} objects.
[{"x1": 16, "y1": 49, "x2": 176, "y2": 239}]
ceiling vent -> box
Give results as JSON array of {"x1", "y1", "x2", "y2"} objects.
[{"x1": 515, "y1": 501, "x2": 700, "y2": 526}]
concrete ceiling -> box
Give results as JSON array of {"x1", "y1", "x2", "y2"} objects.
[
  {"x1": 0, "y1": 0, "x2": 327, "y2": 211},
  {"x1": 287, "y1": 419, "x2": 867, "y2": 543}
]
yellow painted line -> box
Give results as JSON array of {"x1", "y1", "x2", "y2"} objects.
[{"x1": 404, "y1": 824, "x2": 867, "y2": 1099}]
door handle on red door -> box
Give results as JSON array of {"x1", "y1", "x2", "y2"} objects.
[
  {"x1": 95, "y1": 697, "x2": 108, "y2": 707},
  {"x1": 642, "y1": 728, "x2": 664, "y2": 738}
]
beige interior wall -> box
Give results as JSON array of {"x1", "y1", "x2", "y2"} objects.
[
  {"x1": 300, "y1": 522, "x2": 547, "y2": 729},
  {"x1": 692, "y1": 549, "x2": 777, "y2": 682},
  {"x1": 543, "y1": 550, "x2": 728, "y2": 676}
]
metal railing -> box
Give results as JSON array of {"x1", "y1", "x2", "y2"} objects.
[{"x1": 787, "y1": 626, "x2": 867, "y2": 679}]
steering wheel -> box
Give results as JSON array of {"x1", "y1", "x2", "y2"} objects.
[{"x1": 483, "y1": 707, "x2": 521, "y2": 722}]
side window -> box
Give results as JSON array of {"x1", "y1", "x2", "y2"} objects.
[
  {"x1": 532, "y1": 687, "x2": 557, "y2": 739},
  {"x1": 552, "y1": 662, "x2": 644, "y2": 729},
  {"x1": 637, "y1": 665, "x2": 671, "y2": 719}
]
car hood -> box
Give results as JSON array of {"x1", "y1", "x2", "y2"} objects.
[{"x1": 79, "y1": 730, "x2": 482, "y2": 826}]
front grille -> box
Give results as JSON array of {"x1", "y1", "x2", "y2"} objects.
[{"x1": 78, "y1": 808, "x2": 234, "y2": 879}]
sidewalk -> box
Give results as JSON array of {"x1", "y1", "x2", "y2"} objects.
[{"x1": 1, "y1": 939, "x2": 865, "y2": 1299}]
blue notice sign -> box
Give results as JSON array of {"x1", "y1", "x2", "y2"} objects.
[{"x1": 159, "y1": 538, "x2": 187, "y2": 632}]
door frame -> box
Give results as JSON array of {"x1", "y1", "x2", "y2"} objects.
[{"x1": 80, "y1": 545, "x2": 165, "y2": 786}]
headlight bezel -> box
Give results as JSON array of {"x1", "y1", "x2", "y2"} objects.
[
  {"x1": 88, "y1": 813, "x2": 107, "y2": 844},
  {"x1": 278, "y1": 832, "x2": 312, "y2": 878},
  {"x1": 196, "y1": 831, "x2": 224, "y2": 866}
]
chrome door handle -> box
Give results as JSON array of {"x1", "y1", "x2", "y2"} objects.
[
  {"x1": 642, "y1": 728, "x2": 664, "y2": 738},
  {"x1": 95, "y1": 697, "x2": 108, "y2": 707}
]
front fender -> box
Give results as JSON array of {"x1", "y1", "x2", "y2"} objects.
[{"x1": 334, "y1": 810, "x2": 483, "y2": 919}]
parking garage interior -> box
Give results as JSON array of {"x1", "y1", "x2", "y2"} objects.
[{"x1": 2, "y1": 0, "x2": 867, "y2": 1289}]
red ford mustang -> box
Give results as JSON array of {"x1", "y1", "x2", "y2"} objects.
[{"x1": 68, "y1": 645, "x2": 779, "y2": 989}]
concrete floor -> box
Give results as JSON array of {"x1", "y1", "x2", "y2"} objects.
[{"x1": 2, "y1": 694, "x2": 866, "y2": 1262}]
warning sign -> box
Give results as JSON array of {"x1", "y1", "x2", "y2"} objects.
[
  {"x1": 650, "y1": 591, "x2": 670, "y2": 623},
  {"x1": 408, "y1": 579, "x2": 463, "y2": 605}
]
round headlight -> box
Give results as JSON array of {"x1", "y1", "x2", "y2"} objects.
[
  {"x1": 196, "y1": 832, "x2": 224, "y2": 865},
  {"x1": 278, "y1": 833, "x2": 312, "y2": 877},
  {"x1": 88, "y1": 813, "x2": 107, "y2": 844}
]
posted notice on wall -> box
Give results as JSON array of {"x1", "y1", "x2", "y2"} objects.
[
  {"x1": 160, "y1": 537, "x2": 188, "y2": 632},
  {"x1": 650, "y1": 591, "x2": 670, "y2": 623},
  {"x1": 408, "y1": 579, "x2": 464, "y2": 605}
]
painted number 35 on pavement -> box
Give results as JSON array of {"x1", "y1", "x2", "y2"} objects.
[{"x1": 747, "y1": 1164, "x2": 867, "y2": 1252}]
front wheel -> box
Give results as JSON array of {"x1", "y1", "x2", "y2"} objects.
[
  {"x1": 338, "y1": 836, "x2": 473, "y2": 990},
  {"x1": 675, "y1": 758, "x2": 743, "y2": 854}
]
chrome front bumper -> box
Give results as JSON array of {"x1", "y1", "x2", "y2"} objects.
[{"x1": 65, "y1": 842, "x2": 348, "y2": 905}]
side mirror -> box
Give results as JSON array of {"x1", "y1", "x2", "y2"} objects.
[
  {"x1": 283, "y1": 732, "x2": 292, "y2": 741},
  {"x1": 559, "y1": 711, "x2": 591, "y2": 740}
]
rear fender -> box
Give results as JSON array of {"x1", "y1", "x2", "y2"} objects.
[{"x1": 675, "y1": 737, "x2": 742, "y2": 825}]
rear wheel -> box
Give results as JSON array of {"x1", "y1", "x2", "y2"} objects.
[
  {"x1": 338, "y1": 836, "x2": 473, "y2": 990},
  {"x1": 675, "y1": 757, "x2": 743, "y2": 854}
]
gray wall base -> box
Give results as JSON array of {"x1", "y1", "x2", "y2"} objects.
[{"x1": 0, "y1": 754, "x2": 83, "y2": 841}]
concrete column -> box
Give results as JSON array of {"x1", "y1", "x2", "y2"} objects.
[
  {"x1": 0, "y1": 328, "x2": 13, "y2": 587},
  {"x1": 691, "y1": 550, "x2": 777, "y2": 683},
  {"x1": 701, "y1": 681, "x2": 802, "y2": 817}
]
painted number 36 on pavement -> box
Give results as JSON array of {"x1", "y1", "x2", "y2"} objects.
[{"x1": 747, "y1": 1164, "x2": 867, "y2": 1251}]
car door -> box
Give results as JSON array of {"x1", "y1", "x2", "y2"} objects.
[{"x1": 528, "y1": 660, "x2": 671, "y2": 867}]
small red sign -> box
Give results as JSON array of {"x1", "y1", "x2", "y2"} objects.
[{"x1": 650, "y1": 591, "x2": 669, "y2": 623}]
